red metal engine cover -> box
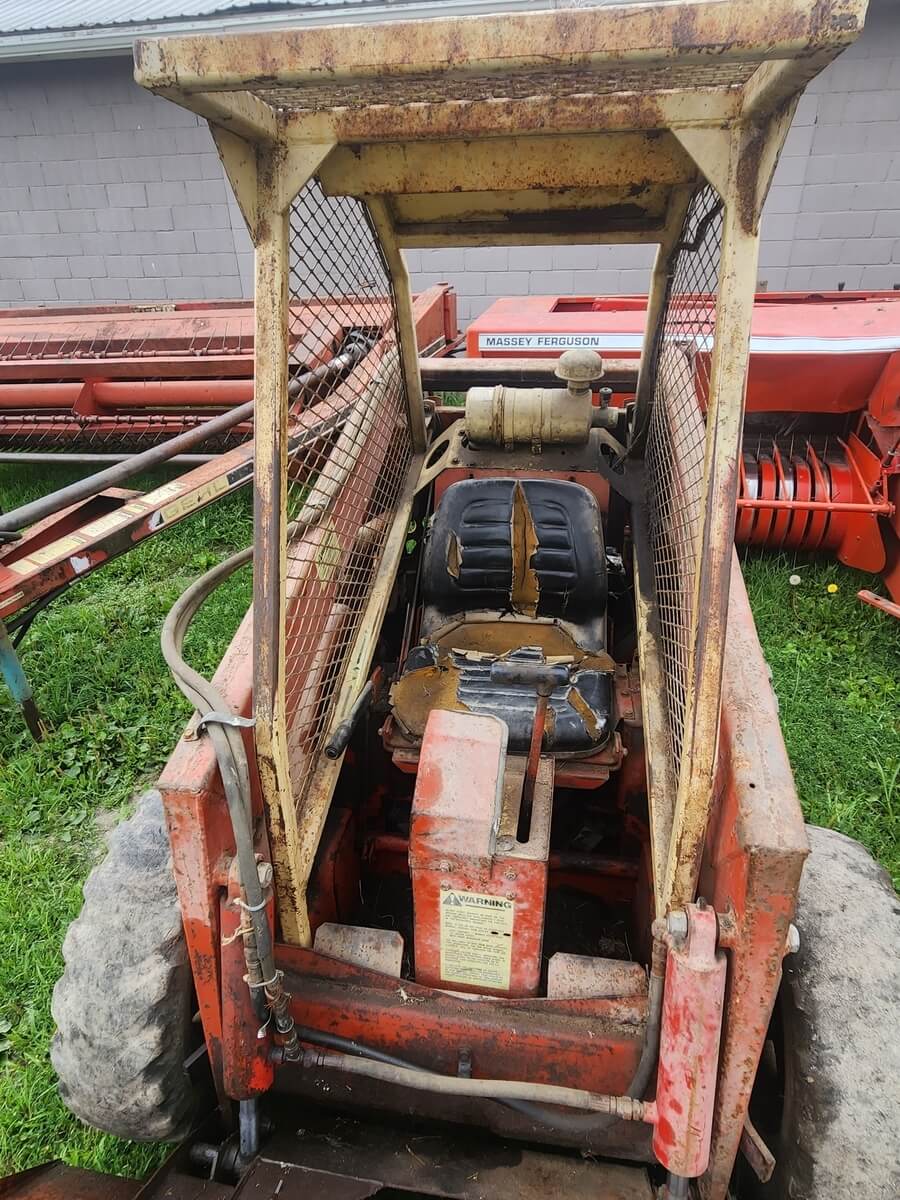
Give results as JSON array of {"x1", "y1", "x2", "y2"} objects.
[{"x1": 409, "y1": 709, "x2": 549, "y2": 998}]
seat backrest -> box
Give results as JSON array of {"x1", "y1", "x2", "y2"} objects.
[{"x1": 421, "y1": 478, "x2": 607, "y2": 649}]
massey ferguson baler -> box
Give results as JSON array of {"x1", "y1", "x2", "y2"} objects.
[
  {"x1": 13, "y1": 2, "x2": 900, "y2": 1199},
  {"x1": 467, "y1": 289, "x2": 900, "y2": 605}
]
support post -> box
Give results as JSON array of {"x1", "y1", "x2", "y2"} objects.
[
  {"x1": 244, "y1": 142, "x2": 332, "y2": 943},
  {"x1": 631, "y1": 186, "x2": 693, "y2": 457},
  {"x1": 631, "y1": 189, "x2": 692, "y2": 918},
  {"x1": 251, "y1": 148, "x2": 305, "y2": 939},
  {"x1": 366, "y1": 197, "x2": 427, "y2": 452},
  {"x1": 663, "y1": 117, "x2": 790, "y2": 912}
]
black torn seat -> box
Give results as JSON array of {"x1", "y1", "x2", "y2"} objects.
[
  {"x1": 391, "y1": 479, "x2": 615, "y2": 754},
  {"x1": 420, "y1": 477, "x2": 607, "y2": 649}
]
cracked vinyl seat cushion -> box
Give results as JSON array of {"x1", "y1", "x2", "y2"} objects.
[
  {"x1": 391, "y1": 478, "x2": 614, "y2": 753},
  {"x1": 419, "y1": 477, "x2": 608, "y2": 651}
]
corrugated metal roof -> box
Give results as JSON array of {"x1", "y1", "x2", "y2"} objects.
[
  {"x1": 0, "y1": 0, "x2": 351, "y2": 35},
  {"x1": 0, "y1": 0, "x2": 560, "y2": 61}
]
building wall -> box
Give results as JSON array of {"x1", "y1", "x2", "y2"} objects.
[
  {"x1": 1, "y1": 0, "x2": 899, "y2": 318},
  {"x1": 0, "y1": 58, "x2": 253, "y2": 306}
]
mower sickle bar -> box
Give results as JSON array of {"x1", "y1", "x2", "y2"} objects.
[
  {"x1": 0, "y1": 301, "x2": 257, "y2": 453},
  {"x1": 0, "y1": 287, "x2": 457, "y2": 736},
  {"x1": 0, "y1": 295, "x2": 454, "y2": 452}
]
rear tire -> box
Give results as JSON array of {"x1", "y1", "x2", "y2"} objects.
[
  {"x1": 738, "y1": 824, "x2": 900, "y2": 1198},
  {"x1": 51, "y1": 790, "x2": 201, "y2": 1142}
]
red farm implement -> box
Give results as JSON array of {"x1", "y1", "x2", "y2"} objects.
[
  {"x1": 467, "y1": 290, "x2": 900, "y2": 605},
  {"x1": 0, "y1": 286, "x2": 457, "y2": 736}
]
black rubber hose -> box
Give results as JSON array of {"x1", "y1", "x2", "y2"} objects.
[
  {"x1": 160, "y1": 545, "x2": 274, "y2": 984},
  {"x1": 536, "y1": 944, "x2": 665, "y2": 1137}
]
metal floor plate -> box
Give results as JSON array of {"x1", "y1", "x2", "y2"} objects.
[
  {"x1": 232, "y1": 1115, "x2": 655, "y2": 1200},
  {"x1": 0, "y1": 1163, "x2": 141, "y2": 1200}
]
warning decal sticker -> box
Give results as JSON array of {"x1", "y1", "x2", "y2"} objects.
[
  {"x1": 160, "y1": 475, "x2": 230, "y2": 525},
  {"x1": 440, "y1": 889, "x2": 514, "y2": 991}
]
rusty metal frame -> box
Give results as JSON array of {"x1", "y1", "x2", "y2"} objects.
[
  {"x1": 698, "y1": 554, "x2": 809, "y2": 1196},
  {"x1": 658, "y1": 110, "x2": 798, "y2": 913},
  {"x1": 135, "y1": 0, "x2": 864, "y2": 945}
]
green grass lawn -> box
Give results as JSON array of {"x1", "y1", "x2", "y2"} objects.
[
  {"x1": 0, "y1": 464, "x2": 252, "y2": 1179},
  {"x1": 741, "y1": 552, "x2": 899, "y2": 884},
  {"x1": 0, "y1": 464, "x2": 897, "y2": 1179}
]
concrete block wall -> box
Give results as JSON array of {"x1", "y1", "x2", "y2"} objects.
[
  {"x1": 407, "y1": 243, "x2": 660, "y2": 325},
  {"x1": 0, "y1": 57, "x2": 253, "y2": 306},
  {"x1": 753, "y1": 0, "x2": 900, "y2": 294},
  {"x1": 0, "y1": 0, "x2": 898, "y2": 317}
]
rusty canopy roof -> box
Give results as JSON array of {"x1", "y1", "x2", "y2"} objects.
[{"x1": 134, "y1": 0, "x2": 867, "y2": 245}]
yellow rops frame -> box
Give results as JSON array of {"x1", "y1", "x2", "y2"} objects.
[{"x1": 135, "y1": 0, "x2": 866, "y2": 943}]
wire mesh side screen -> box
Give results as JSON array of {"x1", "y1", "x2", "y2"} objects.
[
  {"x1": 645, "y1": 184, "x2": 723, "y2": 783},
  {"x1": 279, "y1": 178, "x2": 412, "y2": 808}
]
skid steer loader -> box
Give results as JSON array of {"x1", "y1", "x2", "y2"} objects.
[{"x1": 28, "y1": 2, "x2": 900, "y2": 1198}]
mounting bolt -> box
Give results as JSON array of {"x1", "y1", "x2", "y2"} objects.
[
  {"x1": 438, "y1": 860, "x2": 452, "y2": 872},
  {"x1": 785, "y1": 923, "x2": 801, "y2": 956},
  {"x1": 496, "y1": 836, "x2": 515, "y2": 853},
  {"x1": 504, "y1": 869, "x2": 517, "y2": 881},
  {"x1": 667, "y1": 910, "x2": 689, "y2": 942},
  {"x1": 439, "y1": 881, "x2": 451, "y2": 891}
]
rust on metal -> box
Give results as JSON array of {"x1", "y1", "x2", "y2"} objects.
[
  {"x1": 697, "y1": 557, "x2": 809, "y2": 1198},
  {"x1": 248, "y1": 1115, "x2": 654, "y2": 1200},
  {"x1": 133, "y1": 1, "x2": 863, "y2": 246},
  {"x1": 126, "y1": 5, "x2": 866, "y2": 1195},
  {"x1": 0, "y1": 1164, "x2": 140, "y2": 1200},
  {"x1": 547, "y1": 955, "x2": 648, "y2": 1002},
  {"x1": 133, "y1": 1, "x2": 863, "y2": 99},
  {"x1": 739, "y1": 1116, "x2": 776, "y2": 1184}
]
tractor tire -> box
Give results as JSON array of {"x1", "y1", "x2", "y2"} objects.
[
  {"x1": 737, "y1": 824, "x2": 900, "y2": 1199},
  {"x1": 51, "y1": 789, "x2": 201, "y2": 1142}
]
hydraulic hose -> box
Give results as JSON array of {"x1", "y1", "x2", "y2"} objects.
[
  {"x1": 159, "y1": 340, "x2": 389, "y2": 1048},
  {"x1": 160, "y1": 545, "x2": 283, "y2": 1012},
  {"x1": 531, "y1": 932, "x2": 666, "y2": 1138},
  {"x1": 301, "y1": 1049, "x2": 650, "y2": 1121},
  {"x1": 291, "y1": 949, "x2": 666, "y2": 1145},
  {"x1": 161, "y1": 540, "x2": 303, "y2": 1052}
]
